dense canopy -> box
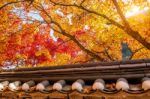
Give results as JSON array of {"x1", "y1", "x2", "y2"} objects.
[{"x1": 0, "y1": 0, "x2": 150, "y2": 68}]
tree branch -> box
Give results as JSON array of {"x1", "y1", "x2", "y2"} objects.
[
  {"x1": 111, "y1": 0, "x2": 150, "y2": 50},
  {"x1": 49, "y1": 0, "x2": 124, "y2": 30},
  {"x1": 103, "y1": 47, "x2": 114, "y2": 61},
  {"x1": 129, "y1": 47, "x2": 144, "y2": 60},
  {"x1": 80, "y1": 0, "x2": 86, "y2": 6},
  {"x1": 0, "y1": 1, "x2": 19, "y2": 10},
  {"x1": 96, "y1": 41, "x2": 114, "y2": 61},
  {"x1": 0, "y1": 0, "x2": 30, "y2": 10},
  {"x1": 111, "y1": 0, "x2": 130, "y2": 29},
  {"x1": 51, "y1": 23, "x2": 104, "y2": 61},
  {"x1": 27, "y1": 0, "x2": 34, "y2": 7},
  {"x1": 49, "y1": 0, "x2": 150, "y2": 50},
  {"x1": 40, "y1": 7, "x2": 104, "y2": 61},
  {"x1": 51, "y1": 39, "x2": 71, "y2": 51}
]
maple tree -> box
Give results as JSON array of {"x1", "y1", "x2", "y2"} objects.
[{"x1": 0, "y1": 0, "x2": 150, "y2": 68}]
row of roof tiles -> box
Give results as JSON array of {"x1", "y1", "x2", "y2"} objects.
[{"x1": 1, "y1": 78, "x2": 150, "y2": 94}]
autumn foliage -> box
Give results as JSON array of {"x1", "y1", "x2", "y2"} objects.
[{"x1": 0, "y1": 0, "x2": 150, "y2": 68}]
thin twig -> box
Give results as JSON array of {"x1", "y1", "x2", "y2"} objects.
[
  {"x1": 38, "y1": 5, "x2": 104, "y2": 61},
  {"x1": 129, "y1": 47, "x2": 144, "y2": 60},
  {"x1": 0, "y1": 0, "x2": 27, "y2": 10},
  {"x1": 49, "y1": 0, "x2": 150, "y2": 50}
]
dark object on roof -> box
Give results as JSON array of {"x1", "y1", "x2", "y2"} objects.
[
  {"x1": 0, "y1": 59, "x2": 150, "y2": 99},
  {"x1": 121, "y1": 42, "x2": 132, "y2": 60}
]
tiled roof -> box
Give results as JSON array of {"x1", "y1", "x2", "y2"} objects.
[
  {"x1": 0, "y1": 59, "x2": 150, "y2": 99},
  {"x1": 0, "y1": 78, "x2": 149, "y2": 93},
  {"x1": 1, "y1": 78, "x2": 150, "y2": 99}
]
